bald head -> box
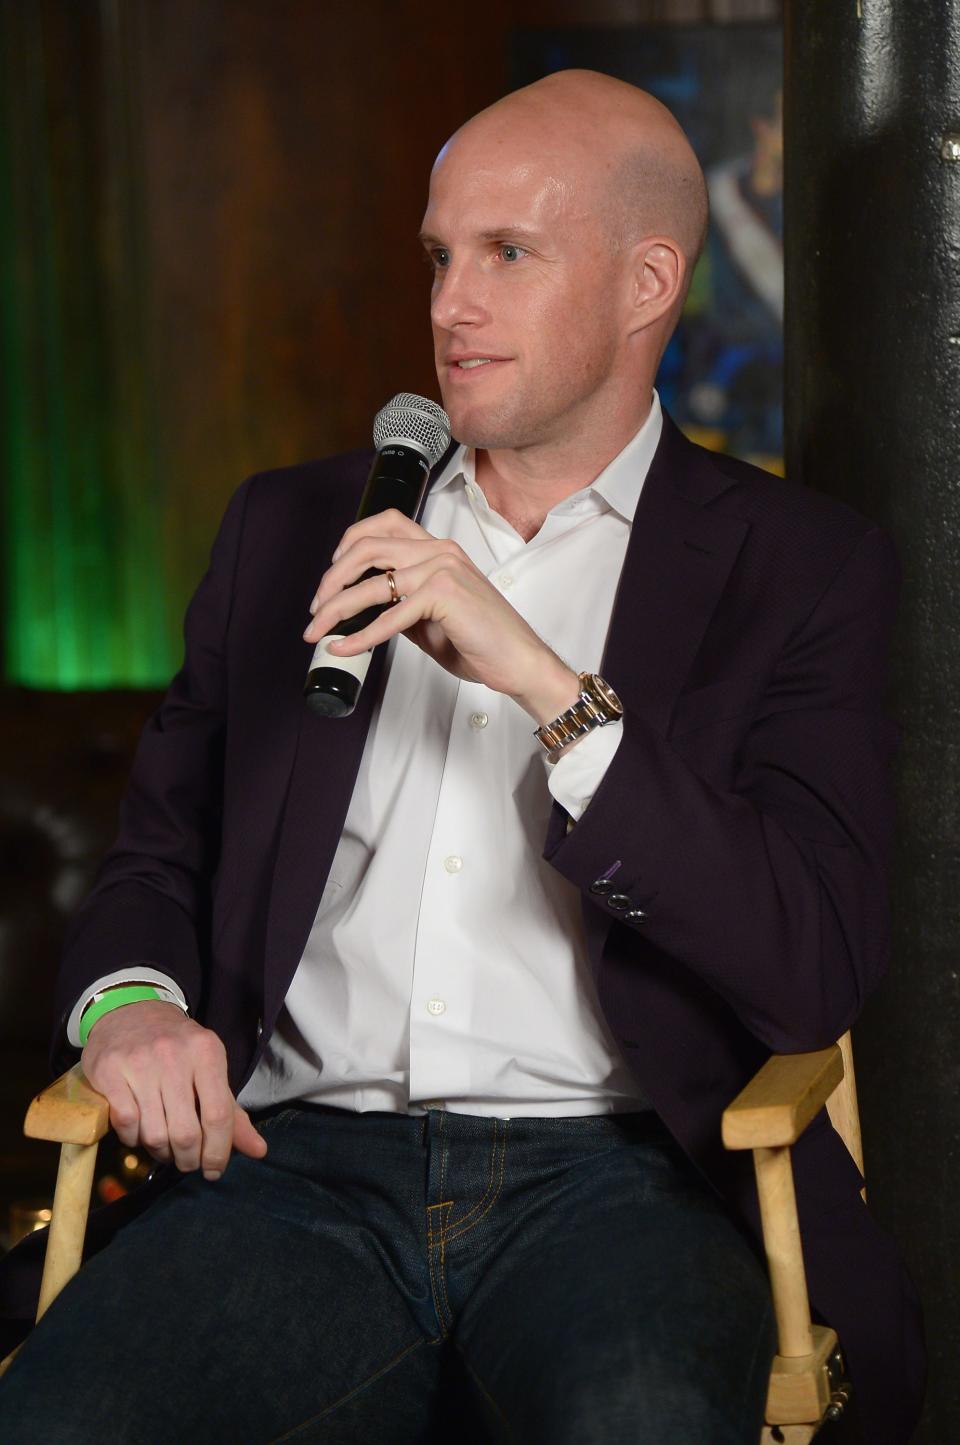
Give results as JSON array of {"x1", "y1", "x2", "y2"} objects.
[
  {"x1": 422, "y1": 70, "x2": 708, "y2": 457},
  {"x1": 443, "y1": 70, "x2": 708, "y2": 275}
]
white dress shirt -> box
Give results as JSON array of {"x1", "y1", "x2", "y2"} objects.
[{"x1": 72, "y1": 396, "x2": 665, "y2": 1122}]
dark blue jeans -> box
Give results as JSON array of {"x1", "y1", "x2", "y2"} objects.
[{"x1": 0, "y1": 1105, "x2": 775, "y2": 1443}]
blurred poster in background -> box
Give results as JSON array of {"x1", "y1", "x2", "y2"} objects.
[{"x1": 512, "y1": 25, "x2": 784, "y2": 473}]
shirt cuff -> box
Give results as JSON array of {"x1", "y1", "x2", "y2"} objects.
[
  {"x1": 67, "y1": 967, "x2": 189, "y2": 1049},
  {"x1": 545, "y1": 720, "x2": 624, "y2": 822}
]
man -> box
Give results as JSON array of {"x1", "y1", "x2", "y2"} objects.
[{"x1": 0, "y1": 70, "x2": 923, "y2": 1442}]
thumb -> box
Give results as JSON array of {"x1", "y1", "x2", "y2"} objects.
[{"x1": 233, "y1": 1102, "x2": 269, "y2": 1158}]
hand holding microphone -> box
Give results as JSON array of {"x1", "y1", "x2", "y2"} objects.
[
  {"x1": 304, "y1": 406, "x2": 581, "y2": 727},
  {"x1": 303, "y1": 392, "x2": 451, "y2": 716}
]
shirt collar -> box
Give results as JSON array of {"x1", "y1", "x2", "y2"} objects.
[{"x1": 429, "y1": 390, "x2": 663, "y2": 524}]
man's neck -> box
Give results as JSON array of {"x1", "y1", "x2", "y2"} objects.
[{"x1": 473, "y1": 394, "x2": 654, "y2": 543}]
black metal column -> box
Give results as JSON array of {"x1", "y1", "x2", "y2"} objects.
[{"x1": 784, "y1": 6, "x2": 960, "y2": 1441}]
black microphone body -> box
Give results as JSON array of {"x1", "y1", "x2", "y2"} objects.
[{"x1": 304, "y1": 395, "x2": 451, "y2": 718}]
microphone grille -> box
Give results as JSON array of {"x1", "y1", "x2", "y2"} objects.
[{"x1": 373, "y1": 393, "x2": 451, "y2": 465}]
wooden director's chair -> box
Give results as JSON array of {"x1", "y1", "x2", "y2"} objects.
[{"x1": 0, "y1": 1037, "x2": 862, "y2": 1440}]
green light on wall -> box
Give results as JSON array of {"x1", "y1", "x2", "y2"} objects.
[{"x1": 1, "y1": 1, "x2": 179, "y2": 689}]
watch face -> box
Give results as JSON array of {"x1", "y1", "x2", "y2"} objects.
[{"x1": 584, "y1": 673, "x2": 623, "y2": 719}]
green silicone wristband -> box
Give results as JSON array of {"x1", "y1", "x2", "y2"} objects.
[{"x1": 78, "y1": 985, "x2": 164, "y2": 1046}]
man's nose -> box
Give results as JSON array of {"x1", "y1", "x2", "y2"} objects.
[{"x1": 430, "y1": 258, "x2": 489, "y2": 331}]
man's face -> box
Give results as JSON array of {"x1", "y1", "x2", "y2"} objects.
[{"x1": 420, "y1": 130, "x2": 630, "y2": 453}]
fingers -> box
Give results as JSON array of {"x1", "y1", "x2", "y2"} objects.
[
  {"x1": 82, "y1": 1001, "x2": 265, "y2": 1180},
  {"x1": 135, "y1": 1083, "x2": 175, "y2": 1165},
  {"x1": 307, "y1": 544, "x2": 472, "y2": 640},
  {"x1": 306, "y1": 565, "x2": 410, "y2": 639},
  {"x1": 135, "y1": 1061, "x2": 263, "y2": 1179},
  {"x1": 233, "y1": 1103, "x2": 269, "y2": 1160},
  {"x1": 106, "y1": 1076, "x2": 142, "y2": 1149},
  {"x1": 304, "y1": 514, "x2": 557, "y2": 702},
  {"x1": 331, "y1": 509, "x2": 430, "y2": 565},
  {"x1": 306, "y1": 553, "x2": 469, "y2": 651},
  {"x1": 191, "y1": 1030, "x2": 236, "y2": 1178},
  {"x1": 309, "y1": 530, "x2": 465, "y2": 616}
]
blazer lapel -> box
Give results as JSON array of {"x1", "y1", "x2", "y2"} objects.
[
  {"x1": 562, "y1": 415, "x2": 751, "y2": 967},
  {"x1": 600, "y1": 414, "x2": 750, "y2": 735}
]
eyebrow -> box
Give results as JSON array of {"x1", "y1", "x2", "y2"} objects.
[{"x1": 418, "y1": 225, "x2": 544, "y2": 247}]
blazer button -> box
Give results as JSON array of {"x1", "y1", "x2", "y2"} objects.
[
  {"x1": 624, "y1": 909, "x2": 648, "y2": 924},
  {"x1": 607, "y1": 894, "x2": 632, "y2": 910},
  {"x1": 256, "y1": 1017, "x2": 263, "y2": 1039},
  {"x1": 590, "y1": 879, "x2": 615, "y2": 895}
]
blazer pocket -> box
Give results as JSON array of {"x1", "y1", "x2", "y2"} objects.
[{"x1": 669, "y1": 669, "x2": 767, "y2": 738}]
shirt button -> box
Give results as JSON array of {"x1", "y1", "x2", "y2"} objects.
[
  {"x1": 469, "y1": 711, "x2": 489, "y2": 729},
  {"x1": 443, "y1": 855, "x2": 463, "y2": 873},
  {"x1": 427, "y1": 998, "x2": 446, "y2": 1016},
  {"x1": 498, "y1": 574, "x2": 514, "y2": 589}
]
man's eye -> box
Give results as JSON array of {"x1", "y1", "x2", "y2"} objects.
[
  {"x1": 430, "y1": 248, "x2": 451, "y2": 269},
  {"x1": 499, "y1": 244, "x2": 525, "y2": 263}
]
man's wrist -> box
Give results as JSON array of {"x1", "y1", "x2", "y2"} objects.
[
  {"x1": 79, "y1": 983, "x2": 189, "y2": 1046},
  {"x1": 514, "y1": 655, "x2": 580, "y2": 726},
  {"x1": 532, "y1": 670, "x2": 625, "y2": 765},
  {"x1": 67, "y1": 968, "x2": 190, "y2": 1048}
]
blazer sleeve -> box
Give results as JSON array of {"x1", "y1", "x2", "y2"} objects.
[
  {"x1": 50, "y1": 478, "x2": 254, "y2": 1069},
  {"x1": 544, "y1": 524, "x2": 900, "y2": 1054}
]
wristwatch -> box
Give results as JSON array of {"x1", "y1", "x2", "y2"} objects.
[{"x1": 534, "y1": 672, "x2": 624, "y2": 763}]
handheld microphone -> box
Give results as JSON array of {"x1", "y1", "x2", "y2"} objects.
[{"x1": 303, "y1": 392, "x2": 451, "y2": 718}]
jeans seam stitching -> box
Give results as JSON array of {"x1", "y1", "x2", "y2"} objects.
[
  {"x1": 427, "y1": 1201, "x2": 451, "y2": 1337},
  {"x1": 444, "y1": 1117, "x2": 499, "y2": 1235},
  {"x1": 264, "y1": 1335, "x2": 426, "y2": 1442},
  {"x1": 256, "y1": 1108, "x2": 298, "y2": 1134},
  {"x1": 439, "y1": 1110, "x2": 448, "y2": 1204},
  {"x1": 428, "y1": 1111, "x2": 454, "y2": 1334},
  {"x1": 445, "y1": 1129, "x2": 507, "y2": 1244},
  {"x1": 438, "y1": 1200, "x2": 454, "y2": 1329}
]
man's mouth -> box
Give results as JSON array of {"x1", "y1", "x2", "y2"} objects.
[{"x1": 444, "y1": 354, "x2": 511, "y2": 375}]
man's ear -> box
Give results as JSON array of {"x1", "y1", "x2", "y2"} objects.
[{"x1": 627, "y1": 236, "x2": 685, "y2": 334}]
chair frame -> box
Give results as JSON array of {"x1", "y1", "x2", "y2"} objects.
[
  {"x1": 724, "y1": 1031, "x2": 863, "y2": 1442},
  {"x1": 0, "y1": 1034, "x2": 865, "y2": 1440}
]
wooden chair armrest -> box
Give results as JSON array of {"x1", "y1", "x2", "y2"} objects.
[
  {"x1": 722, "y1": 1042, "x2": 850, "y2": 1430},
  {"x1": 24, "y1": 1064, "x2": 111, "y2": 1146},
  {"x1": 1, "y1": 1064, "x2": 112, "y2": 1346},
  {"x1": 721, "y1": 1045, "x2": 844, "y2": 1150}
]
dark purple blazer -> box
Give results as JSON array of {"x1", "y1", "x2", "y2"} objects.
[{"x1": 31, "y1": 416, "x2": 924, "y2": 1437}]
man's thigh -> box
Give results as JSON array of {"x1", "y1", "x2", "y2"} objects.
[
  {"x1": 0, "y1": 1109, "x2": 443, "y2": 1445},
  {"x1": 452, "y1": 1128, "x2": 776, "y2": 1445}
]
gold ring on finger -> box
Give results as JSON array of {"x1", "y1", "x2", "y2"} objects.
[{"x1": 385, "y1": 569, "x2": 400, "y2": 605}]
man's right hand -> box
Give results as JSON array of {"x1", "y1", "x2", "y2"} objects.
[{"x1": 81, "y1": 1000, "x2": 268, "y2": 1179}]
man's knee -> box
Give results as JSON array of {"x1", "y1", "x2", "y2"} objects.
[{"x1": 464, "y1": 1292, "x2": 776, "y2": 1445}]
